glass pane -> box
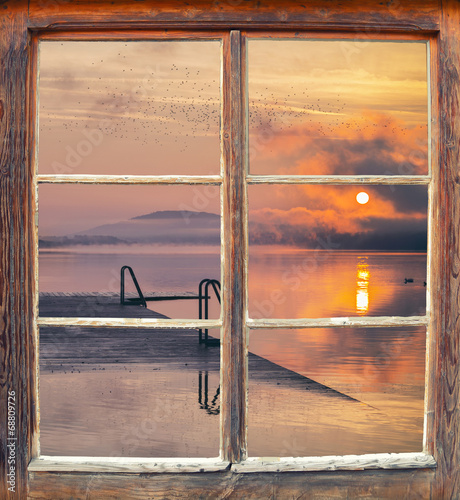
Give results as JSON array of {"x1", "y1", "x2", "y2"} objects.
[
  {"x1": 248, "y1": 326, "x2": 425, "y2": 457},
  {"x1": 39, "y1": 41, "x2": 221, "y2": 175},
  {"x1": 249, "y1": 40, "x2": 428, "y2": 175},
  {"x1": 249, "y1": 185, "x2": 427, "y2": 318},
  {"x1": 39, "y1": 184, "x2": 221, "y2": 319},
  {"x1": 39, "y1": 326, "x2": 221, "y2": 456}
]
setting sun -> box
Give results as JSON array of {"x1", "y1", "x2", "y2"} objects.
[{"x1": 356, "y1": 192, "x2": 370, "y2": 205}]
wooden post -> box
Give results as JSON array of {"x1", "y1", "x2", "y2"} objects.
[
  {"x1": 0, "y1": 0, "x2": 456, "y2": 497},
  {"x1": 0, "y1": 2, "x2": 34, "y2": 499},
  {"x1": 221, "y1": 30, "x2": 247, "y2": 463},
  {"x1": 433, "y1": 1, "x2": 460, "y2": 498}
]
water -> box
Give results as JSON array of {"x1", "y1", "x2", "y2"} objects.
[
  {"x1": 248, "y1": 247, "x2": 427, "y2": 318},
  {"x1": 39, "y1": 246, "x2": 426, "y2": 318},
  {"x1": 39, "y1": 246, "x2": 427, "y2": 457},
  {"x1": 39, "y1": 245, "x2": 222, "y2": 319},
  {"x1": 39, "y1": 364, "x2": 221, "y2": 457}
]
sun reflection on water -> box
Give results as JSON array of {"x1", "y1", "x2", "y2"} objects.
[{"x1": 356, "y1": 259, "x2": 370, "y2": 315}]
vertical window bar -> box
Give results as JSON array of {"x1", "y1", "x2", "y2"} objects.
[
  {"x1": 424, "y1": 36, "x2": 439, "y2": 457},
  {"x1": 221, "y1": 30, "x2": 248, "y2": 462}
]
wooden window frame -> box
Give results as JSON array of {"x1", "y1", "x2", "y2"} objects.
[{"x1": 0, "y1": 1, "x2": 458, "y2": 498}]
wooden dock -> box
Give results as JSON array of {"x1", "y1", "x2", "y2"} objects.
[
  {"x1": 39, "y1": 293, "x2": 361, "y2": 402},
  {"x1": 39, "y1": 292, "x2": 196, "y2": 318}
]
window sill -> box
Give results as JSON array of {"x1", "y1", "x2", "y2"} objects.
[
  {"x1": 28, "y1": 456, "x2": 230, "y2": 474},
  {"x1": 29, "y1": 452, "x2": 435, "y2": 475},
  {"x1": 231, "y1": 452, "x2": 436, "y2": 473}
]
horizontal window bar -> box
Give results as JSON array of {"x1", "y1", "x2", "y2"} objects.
[
  {"x1": 38, "y1": 317, "x2": 222, "y2": 329},
  {"x1": 38, "y1": 32, "x2": 227, "y2": 42},
  {"x1": 247, "y1": 175, "x2": 431, "y2": 185},
  {"x1": 244, "y1": 32, "x2": 433, "y2": 42},
  {"x1": 232, "y1": 452, "x2": 436, "y2": 473},
  {"x1": 37, "y1": 175, "x2": 222, "y2": 185},
  {"x1": 29, "y1": 452, "x2": 435, "y2": 474},
  {"x1": 248, "y1": 316, "x2": 428, "y2": 329},
  {"x1": 29, "y1": 456, "x2": 230, "y2": 474}
]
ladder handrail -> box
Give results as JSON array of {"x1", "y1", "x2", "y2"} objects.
[
  {"x1": 120, "y1": 265, "x2": 147, "y2": 308},
  {"x1": 198, "y1": 278, "x2": 221, "y2": 344},
  {"x1": 120, "y1": 267, "x2": 220, "y2": 345}
]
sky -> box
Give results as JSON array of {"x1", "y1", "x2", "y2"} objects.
[
  {"x1": 38, "y1": 39, "x2": 429, "y2": 249},
  {"x1": 248, "y1": 40, "x2": 428, "y2": 176}
]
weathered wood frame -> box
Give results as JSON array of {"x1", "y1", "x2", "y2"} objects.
[{"x1": 0, "y1": 1, "x2": 458, "y2": 498}]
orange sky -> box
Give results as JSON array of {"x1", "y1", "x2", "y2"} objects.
[{"x1": 39, "y1": 39, "x2": 428, "y2": 244}]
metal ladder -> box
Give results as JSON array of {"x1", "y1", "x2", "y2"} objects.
[
  {"x1": 120, "y1": 266, "x2": 221, "y2": 345},
  {"x1": 198, "y1": 278, "x2": 221, "y2": 346}
]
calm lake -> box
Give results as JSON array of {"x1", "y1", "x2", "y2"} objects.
[{"x1": 39, "y1": 246, "x2": 427, "y2": 457}]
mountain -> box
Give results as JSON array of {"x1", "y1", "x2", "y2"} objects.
[
  {"x1": 39, "y1": 235, "x2": 127, "y2": 248},
  {"x1": 132, "y1": 210, "x2": 218, "y2": 221},
  {"x1": 72, "y1": 210, "x2": 221, "y2": 245},
  {"x1": 39, "y1": 209, "x2": 426, "y2": 251}
]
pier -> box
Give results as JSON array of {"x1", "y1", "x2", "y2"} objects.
[
  {"x1": 39, "y1": 293, "x2": 361, "y2": 401},
  {"x1": 37, "y1": 293, "x2": 394, "y2": 458}
]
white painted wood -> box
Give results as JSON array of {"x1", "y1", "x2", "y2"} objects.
[
  {"x1": 424, "y1": 37, "x2": 439, "y2": 456},
  {"x1": 247, "y1": 175, "x2": 430, "y2": 185},
  {"x1": 39, "y1": 291, "x2": 198, "y2": 298},
  {"x1": 37, "y1": 174, "x2": 222, "y2": 184},
  {"x1": 28, "y1": 456, "x2": 230, "y2": 473},
  {"x1": 37, "y1": 317, "x2": 222, "y2": 329},
  {"x1": 29, "y1": 453, "x2": 435, "y2": 474},
  {"x1": 247, "y1": 316, "x2": 428, "y2": 329},
  {"x1": 232, "y1": 452, "x2": 436, "y2": 473},
  {"x1": 37, "y1": 175, "x2": 431, "y2": 186}
]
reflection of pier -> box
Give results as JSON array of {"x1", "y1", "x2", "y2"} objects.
[
  {"x1": 198, "y1": 371, "x2": 220, "y2": 415},
  {"x1": 39, "y1": 293, "x2": 363, "y2": 405}
]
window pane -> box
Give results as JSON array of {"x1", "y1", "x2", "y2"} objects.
[
  {"x1": 39, "y1": 184, "x2": 221, "y2": 320},
  {"x1": 249, "y1": 40, "x2": 428, "y2": 175},
  {"x1": 39, "y1": 326, "x2": 221, "y2": 457},
  {"x1": 248, "y1": 326, "x2": 425, "y2": 457},
  {"x1": 39, "y1": 41, "x2": 221, "y2": 175},
  {"x1": 248, "y1": 185, "x2": 427, "y2": 318}
]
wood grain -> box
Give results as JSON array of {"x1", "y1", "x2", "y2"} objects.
[
  {"x1": 39, "y1": 30, "x2": 225, "y2": 40},
  {"x1": 38, "y1": 317, "x2": 222, "y2": 329},
  {"x1": 232, "y1": 452, "x2": 436, "y2": 473},
  {"x1": 28, "y1": 31, "x2": 40, "y2": 464},
  {"x1": 432, "y1": 1, "x2": 460, "y2": 498},
  {"x1": 247, "y1": 175, "x2": 431, "y2": 185},
  {"x1": 37, "y1": 174, "x2": 222, "y2": 184},
  {"x1": 0, "y1": 0, "x2": 458, "y2": 498},
  {"x1": 28, "y1": 456, "x2": 230, "y2": 473},
  {"x1": 221, "y1": 30, "x2": 247, "y2": 463},
  {"x1": 248, "y1": 316, "x2": 428, "y2": 329},
  {"x1": 247, "y1": 316, "x2": 429, "y2": 330},
  {"x1": 0, "y1": 3, "x2": 30, "y2": 500},
  {"x1": 424, "y1": 35, "x2": 439, "y2": 457},
  {"x1": 28, "y1": 469, "x2": 435, "y2": 499},
  {"x1": 244, "y1": 31, "x2": 434, "y2": 41},
  {"x1": 27, "y1": 0, "x2": 440, "y2": 32}
]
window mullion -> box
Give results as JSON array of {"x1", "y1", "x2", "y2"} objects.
[{"x1": 221, "y1": 30, "x2": 248, "y2": 463}]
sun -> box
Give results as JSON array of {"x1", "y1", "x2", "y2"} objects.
[{"x1": 356, "y1": 192, "x2": 370, "y2": 205}]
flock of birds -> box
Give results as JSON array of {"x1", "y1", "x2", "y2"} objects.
[
  {"x1": 40, "y1": 47, "x2": 221, "y2": 152},
  {"x1": 39, "y1": 44, "x2": 423, "y2": 160},
  {"x1": 249, "y1": 85, "x2": 349, "y2": 135}
]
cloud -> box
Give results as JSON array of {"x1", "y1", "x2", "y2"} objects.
[
  {"x1": 250, "y1": 111, "x2": 428, "y2": 176},
  {"x1": 249, "y1": 221, "x2": 427, "y2": 251},
  {"x1": 248, "y1": 110, "x2": 428, "y2": 251},
  {"x1": 249, "y1": 184, "x2": 427, "y2": 251}
]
